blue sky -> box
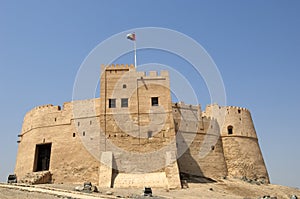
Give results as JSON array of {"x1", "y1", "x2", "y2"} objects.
[{"x1": 1, "y1": 0, "x2": 300, "y2": 188}]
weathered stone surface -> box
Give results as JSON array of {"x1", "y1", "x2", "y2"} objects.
[
  {"x1": 98, "y1": 152, "x2": 113, "y2": 188},
  {"x1": 19, "y1": 171, "x2": 52, "y2": 184}
]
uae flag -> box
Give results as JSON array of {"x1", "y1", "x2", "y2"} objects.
[{"x1": 126, "y1": 33, "x2": 136, "y2": 41}]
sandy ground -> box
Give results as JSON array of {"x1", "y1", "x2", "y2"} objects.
[{"x1": 0, "y1": 178, "x2": 299, "y2": 199}]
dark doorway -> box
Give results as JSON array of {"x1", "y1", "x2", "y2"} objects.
[{"x1": 33, "y1": 143, "x2": 52, "y2": 172}]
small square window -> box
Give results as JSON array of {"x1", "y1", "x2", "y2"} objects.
[
  {"x1": 151, "y1": 97, "x2": 159, "y2": 106},
  {"x1": 123, "y1": 84, "x2": 127, "y2": 89},
  {"x1": 121, "y1": 98, "x2": 128, "y2": 108},
  {"x1": 109, "y1": 99, "x2": 116, "y2": 108}
]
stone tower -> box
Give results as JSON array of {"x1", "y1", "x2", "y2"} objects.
[
  {"x1": 98, "y1": 64, "x2": 181, "y2": 188},
  {"x1": 203, "y1": 105, "x2": 270, "y2": 183}
]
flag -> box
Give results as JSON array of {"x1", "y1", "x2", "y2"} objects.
[{"x1": 126, "y1": 33, "x2": 136, "y2": 41}]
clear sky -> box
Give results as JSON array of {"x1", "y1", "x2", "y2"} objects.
[{"x1": 1, "y1": 0, "x2": 299, "y2": 188}]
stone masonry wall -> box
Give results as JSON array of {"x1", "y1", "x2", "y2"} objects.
[
  {"x1": 15, "y1": 99, "x2": 101, "y2": 184},
  {"x1": 173, "y1": 102, "x2": 228, "y2": 180}
]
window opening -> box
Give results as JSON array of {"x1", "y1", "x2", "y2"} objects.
[
  {"x1": 151, "y1": 97, "x2": 159, "y2": 106},
  {"x1": 227, "y1": 125, "x2": 233, "y2": 135},
  {"x1": 121, "y1": 98, "x2": 128, "y2": 108},
  {"x1": 109, "y1": 99, "x2": 116, "y2": 108}
]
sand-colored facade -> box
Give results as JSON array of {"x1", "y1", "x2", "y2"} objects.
[{"x1": 15, "y1": 64, "x2": 269, "y2": 188}]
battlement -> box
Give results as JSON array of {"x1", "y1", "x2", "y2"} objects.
[
  {"x1": 225, "y1": 105, "x2": 249, "y2": 112},
  {"x1": 27, "y1": 104, "x2": 62, "y2": 114},
  {"x1": 136, "y1": 70, "x2": 169, "y2": 78},
  {"x1": 172, "y1": 102, "x2": 200, "y2": 110},
  {"x1": 204, "y1": 104, "x2": 250, "y2": 114},
  {"x1": 101, "y1": 64, "x2": 135, "y2": 71}
]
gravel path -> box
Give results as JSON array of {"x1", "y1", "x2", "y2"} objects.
[{"x1": 0, "y1": 178, "x2": 299, "y2": 199}]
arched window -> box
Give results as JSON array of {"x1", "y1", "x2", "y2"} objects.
[{"x1": 227, "y1": 125, "x2": 233, "y2": 135}]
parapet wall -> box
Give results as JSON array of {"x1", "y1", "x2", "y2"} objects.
[
  {"x1": 203, "y1": 104, "x2": 257, "y2": 138},
  {"x1": 20, "y1": 99, "x2": 101, "y2": 136}
]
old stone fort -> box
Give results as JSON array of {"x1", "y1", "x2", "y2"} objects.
[{"x1": 15, "y1": 64, "x2": 269, "y2": 189}]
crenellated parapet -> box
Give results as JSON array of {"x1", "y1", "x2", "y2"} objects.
[
  {"x1": 101, "y1": 64, "x2": 135, "y2": 72},
  {"x1": 202, "y1": 104, "x2": 256, "y2": 138},
  {"x1": 21, "y1": 98, "x2": 101, "y2": 135},
  {"x1": 226, "y1": 105, "x2": 249, "y2": 112}
]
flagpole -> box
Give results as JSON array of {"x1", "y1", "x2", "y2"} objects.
[
  {"x1": 126, "y1": 32, "x2": 137, "y2": 67},
  {"x1": 134, "y1": 37, "x2": 137, "y2": 68}
]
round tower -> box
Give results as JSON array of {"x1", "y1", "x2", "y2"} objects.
[{"x1": 220, "y1": 106, "x2": 269, "y2": 183}]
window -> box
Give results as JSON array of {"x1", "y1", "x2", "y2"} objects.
[
  {"x1": 83, "y1": 131, "x2": 85, "y2": 136},
  {"x1": 123, "y1": 84, "x2": 127, "y2": 89},
  {"x1": 109, "y1": 99, "x2": 116, "y2": 108},
  {"x1": 227, "y1": 125, "x2": 233, "y2": 135},
  {"x1": 121, "y1": 98, "x2": 128, "y2": 108},
  {"x1": 73, "y1": 133, "x2": 76, "y2": 137},
  {"x1": 151, "y1": 97, "x2": 159, "y2": 106}
]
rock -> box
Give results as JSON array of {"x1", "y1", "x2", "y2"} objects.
[
  {"x1": 262, "y1": 195, "x2": 270, "y2": 199},
  {"x1": 106, "y1": 191, "x2": 113, "y2": 195},
  {"x1": 291, "y1": 195, "x2": 298, "y2": 199},
  {"x1": 84, "y1": 182, "x2": 92, "y2": 187},
  {"x1": 181, "y1": 180, "x2": 189, "y2": 189},
  {"x1": 241, "y1": 176, "x2": 247, "y2": 181},
  {"x1": 91, "y1": 185, "x2": 98, "y2": 193},
  {"x1": 74, "y1": 186, "x2": 84, "y2": 191},
  {"x1": 260, "y1": 196, "x2": 277, "y2": 199}
]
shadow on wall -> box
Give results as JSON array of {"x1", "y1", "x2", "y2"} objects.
[
  {"x1": 176, "y1": 132, "x2": 216, "y2": 183},
  {"x1": 111, "y1": 156, "x2": 118, "y2": 187}
]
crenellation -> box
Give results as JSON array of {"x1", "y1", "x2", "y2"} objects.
[
  {"x1": 160, "y1": 70, "x2": 169, "y2": 77},
  {"x1": 226, "y1": 105, "x2": 249, "y2": 113},
  {"x1": 148, "y1": 71, "x2": 158, "y2": 77},
  {"x1": 136, "y1": 71, "x2": 146, "y2": 77},
  {"x1": 102, "y1": 64, "x2": 135, "y2": 71}
]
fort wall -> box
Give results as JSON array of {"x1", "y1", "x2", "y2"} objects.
[
  {"x1": 173, "y1": 102, "x2": 228, "y2": 180},
  {"x1": 15, "y1": 65, "x2": 269, "y2": 188},
  {"x1": 15, "y1": 99, "x2": 101, "y2": 184}
]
